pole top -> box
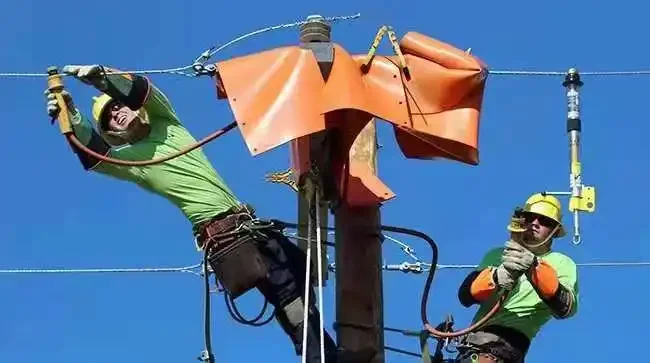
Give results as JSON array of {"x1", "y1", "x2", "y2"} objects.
[
  {"x1": 306, "y1": 14, "x2": 325, "y2": 21},
  {"x1": 563, "y1": 67, "x2": 583, "y2": 87},
  {"x1": 300, "y1": 14, "x2": 331, "y2": 43},
  {"x1": 47, "y1": 66, "x2": 59, "y2": 75}
]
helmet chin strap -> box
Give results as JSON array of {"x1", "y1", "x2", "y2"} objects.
[{"x1": 522, "y1": 223, "x2": 561, "y2": 250}]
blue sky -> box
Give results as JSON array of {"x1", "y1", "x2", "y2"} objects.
[{"x1": 1, "y1": 1, "x2": 648, "y2": 362}]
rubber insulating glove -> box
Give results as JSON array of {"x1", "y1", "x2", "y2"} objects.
[
  {"x1": 494, "y1": 264, "x2": 517, "y2": 291},
  {"x1": 45, "y1": 89, "x2": 77, "y2": 119},
  {"x1": 62, "y1": 64, "x2": 108, "y2": 90},
  {"x1": 502, "y1": 240, "x2": 537, "y2": 277}
]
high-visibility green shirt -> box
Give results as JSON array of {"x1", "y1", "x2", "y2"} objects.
[
  {"x1": 470, "y1": 247, "x2": 579, "y2": 340},
  {"x1": 69, "y1": 77, "x2": 241, "y2": 229}
]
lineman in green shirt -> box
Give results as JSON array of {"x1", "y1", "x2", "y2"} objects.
[
  {"x1": 456, "y1": 193, "x2": 579, "y2": 362},
  {"x1": 44, "y1": 64, "x2": 338, "y2": 363}
]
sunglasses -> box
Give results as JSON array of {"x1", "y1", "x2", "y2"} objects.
[
  {"x1": 522, "y1": 212, "x2": 558, "y2": 228},
  {"x1": 101, "y1": 100, "x2": 125, "y2": 129}
]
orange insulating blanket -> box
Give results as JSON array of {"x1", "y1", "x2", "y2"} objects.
[{"x1": 213, "y1": 31, "x2": 488, "y2": 207}]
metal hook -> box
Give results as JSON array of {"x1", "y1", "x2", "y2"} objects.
[{"x1": 572, "y1": 233, "x2": 581, "y2": 245}]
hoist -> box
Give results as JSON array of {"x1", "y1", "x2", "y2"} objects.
[{"x1": 544, "y1": 68, "x2": 596, "y2": 245}]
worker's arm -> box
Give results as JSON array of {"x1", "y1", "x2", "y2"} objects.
[
  {"x1": 526, "y1": 258, "x2": 578, "y2": 319},
  {"x1": 46, "y1": 89, "x2": 111, "y2": 170},
  {"x1": 68, "y1": 108, "x2": 113, "y2": 170},
  {"x1": 63, "y1": 64, "x2": 179, "y2": 123},
  {"x1": 458, "y1": 248, "x2": 503, "y2": 307}
]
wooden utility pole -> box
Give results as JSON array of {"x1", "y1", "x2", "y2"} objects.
[
  {"x1": 296, "y1": 15, "x2": 385, "y2": 362},
  {"x1": 334, "y1": 119, "x2": 384, "y2": 363}
]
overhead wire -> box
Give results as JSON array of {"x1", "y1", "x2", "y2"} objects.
[
  {"x1": 2, "y1": 231, "x2": 650, "y2": 276},
  {"x1": 488, "y1": 70, "x2": 650, "y2": 76},
  {"x1": 0, "y1": 264, "x2": 202, "y2": 275},
  {"x1": 0, "y1": 13, "x2": 362, "y2": 79},
  {"x1": 6, "y1": 66, "x2": 650, "y2": 79}
]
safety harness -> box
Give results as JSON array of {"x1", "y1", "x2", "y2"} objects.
[{"x1": 194, "y1": 205, "x2": 281, "y2": 362}]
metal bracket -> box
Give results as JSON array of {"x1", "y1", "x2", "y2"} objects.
[{"x1": 360, "y1": 25, "x2": 410, "y2": 79}]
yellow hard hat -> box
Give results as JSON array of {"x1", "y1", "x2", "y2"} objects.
[
  {"x1": 523, "y1": 193, "x2": 566, "y2": 237},
  {"x1": 91, "y1": 93, "x2": 114, "y2": 128}
]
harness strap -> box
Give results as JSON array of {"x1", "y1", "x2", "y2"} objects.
[{"x1": 199, "y1": 249, "x2": 215, "y2": 363}]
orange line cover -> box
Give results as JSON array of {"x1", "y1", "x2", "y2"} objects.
[{"x1": 213, "y1": 32, "x2": 488, "y2": 206}]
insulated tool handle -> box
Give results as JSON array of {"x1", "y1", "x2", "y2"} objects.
[
  {"x1": 562, "y1": 68, "x2": 596, "y2": 245},
  {"x1": 46, "y1": 66, "x2": 73, "y2": 134},
  {"x1": 508, "y1": 207, "x2": 529, "y2": 244}
]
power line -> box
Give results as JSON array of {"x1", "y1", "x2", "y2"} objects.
[
  {"x1": 488, "y1": 70, "x2": 650, "y2": 76},
  {"x1": 2, "y1": 11, "x2": 650, "y2": 80},
  {"x1": 3, "y1": 260, "x2": 647, "y2": 277},
  {"x1": 0, "y1": 263, "x2": 202, "y2": 276},
  {"x1": 2, "y1": 230, "x2": 646, "y2": 276},
  {"x1": 438, "y1": 261, "x2": 650, "y2": 269},
  {"x1": 0, "y1": 13, "x2": 361, "y2": 79}
]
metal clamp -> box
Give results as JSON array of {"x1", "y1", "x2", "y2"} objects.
[
  {"x1": 192, "y1": 62, "x2": 217, "y2": 77},
  {"x1": 384, "y1": 262, "x2": 425, "y2": 274}
]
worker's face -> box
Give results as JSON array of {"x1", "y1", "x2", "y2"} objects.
[
  {"x1": 524, "y1": 212, "x2": 557, "y2": 242},
  {"x1": 104, "y1": 101, "x2": 138, "y2": 132}
]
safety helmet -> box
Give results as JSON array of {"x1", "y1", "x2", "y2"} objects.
[
  {"x1": 91, "y1": 93, "x2": 113, "y2": 129},
  {"x1": 523, "y1": 193, "x2": 566, "y2": 238},
  {"x1": 90, "y1": 93, "x2": 151, "y2": 146}
]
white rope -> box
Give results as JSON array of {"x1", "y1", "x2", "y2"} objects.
[
  {"x1": 301, "y1": 192, "x2": 314, "y2": 363},
  {"x1": 315, "y1": 189, "x2": 326, "y2": 362}
]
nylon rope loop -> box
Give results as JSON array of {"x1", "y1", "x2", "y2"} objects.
[{"x1": 315, "y1": 188, "x2": 326, "y2": 362}]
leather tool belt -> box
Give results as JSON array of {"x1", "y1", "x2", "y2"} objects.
[
  {"x1": 196, "y1": 204, "x2": 269, "y2": 299},
  {"x1": 457, "y1": 330, "x2": 526, "y2": 363}
]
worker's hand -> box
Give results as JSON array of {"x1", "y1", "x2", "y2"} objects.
[
  {"x1": 62, "y1": 64, "x2": 108, "y2": 90},
  {"x1": 494, "y1": 264, "x2": 517, "y2": 291},
  {"x1": 502, "y1": 240, "x2": 537, "y2": 276},
  {"x1": 45, "y1": 89, "x2": 77, "y2": 119}
]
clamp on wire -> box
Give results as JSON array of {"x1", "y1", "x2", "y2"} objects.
[
  {"x1": 544, "y1": 68, "x2": 597, "y2": 245},
  {"x1": 383, "y1": 262, "x2": 426, "y2": 274},
  {"x1": 192, "y1": 62, "x2": 217, "y2": 77}
]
